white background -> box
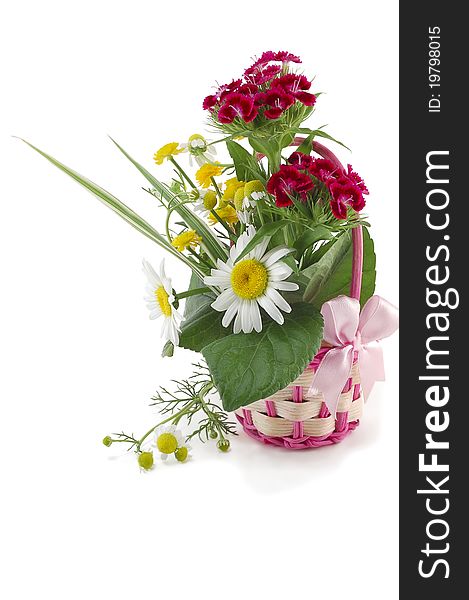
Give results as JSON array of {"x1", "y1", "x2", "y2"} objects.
[{"x1": 1, "y1": 1, "x2": 399, "y2": 598}]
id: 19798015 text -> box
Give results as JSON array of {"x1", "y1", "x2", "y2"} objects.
[{"x1": 428, "y1": 26, "x2": 441, "y2": 113}]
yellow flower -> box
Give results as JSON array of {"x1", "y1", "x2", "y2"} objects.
[
  {"x1": 196, "y1": 163, "x2": 223, "y2": 188},
  {"x1": 223, "y1": 177, "x2": 245, "y2": 201},
  {"x1": 171, "y1": 230, "x2": 201, "y2": 252},
  {"x1": 154, "y1": 142, "x2": 184, "y2": 165},
  {"x1": 209, "y1": 205, "x2": 239, "y2": 225}
]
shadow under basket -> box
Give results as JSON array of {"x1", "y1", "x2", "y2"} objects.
[{"x1": 235, "y1": 347, "x2": 363, "y2": 449}]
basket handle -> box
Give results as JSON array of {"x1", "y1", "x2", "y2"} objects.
[{"x1": 291, "y1": 137, "x2": 363, "y2": 301}]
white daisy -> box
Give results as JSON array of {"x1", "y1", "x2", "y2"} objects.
[
  {"x1": 180, "y1": 134, "x2": 216, "y2": 167},
  {"x1": 203, "y1": 225, "x2": 299, "y2": 334},
  {"x1": 155, "y1": 424, "x2": 185, "y2": 460},
  {"x1": 143, "y1": 259, "x2": 182, "y2": 346}
]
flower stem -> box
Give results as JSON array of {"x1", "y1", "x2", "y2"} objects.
[
  {"x1": 136, "y1": 398, "x2": 200, "y2": 451},
  {"x1": 210, "y1": 177, "x2": 223, "y2": 200},
  {"x1": 175, "y1": 286, "x2": 211, "y2": 300},
  {"x1": 169, "y1": 157, "x2": 197, "y2": 189}
]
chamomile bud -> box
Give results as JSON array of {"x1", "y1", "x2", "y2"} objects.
[
  {"x1": 138, "y1": 451, "x2": 154, "y2": 471},
  {"x1": 244, "y1": 180, "x2": 265, "y2": 198},
  {"x1": 102, "y1": 436, "x2": 113, "y2": 447},
  {"x1": 193, "y1": 189, "x2": 218, "y2": 216},
  {"x1": 174, "y1": 444, "x2": 191, "y2": 463},
  {"x1": 217, "y1": 439, "x2": 230, "y2": 452},
  {"x1": 202, "y1": 189, "x2": 217, "y2": 211},
  {"x1": 209, "y1": 429, "x2": 218, "y2": 439},
  {"x1": 234, "y1": 186, "x2": 246, "y2": 211}
]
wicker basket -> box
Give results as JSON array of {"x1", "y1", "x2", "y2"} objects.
[{"x1": 236, "y1": 141, "x2": 364, "y2": 449}]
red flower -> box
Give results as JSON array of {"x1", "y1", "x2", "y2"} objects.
[
  {"x1": 328, "y1": 176, "x2": 366, "y2": 219},
  {"x1": 247, "y1": 50, "x2": 302, "y2": 71},
  {"x1": 346, "y1": 164, "x2": 369, "y2": 195},
  {"x1": 218, "y1": 79, "x2": 243, "y2": 96},
  {"x1": 245, "y1": 64, "x2": 282, "y2": 85},
  {"x1": 267, "y1": 165, "x2": 315, "y2": 207},
  {"x1": 217, "y1": 93, "x2": 258, "y2": 124},
  {"x1": 236, "y1": 82, "x2": 259, "y2": 96},
  {"x1": 203, "y1": 95, "x2": 218, "y2": 110},
  {"x1": 249, "y1": 51, "x2": 276, "y2": 68},
  {"x1": 309, "y1": 158, "x2": 338, "y2": 181},
  {"x1": 202, "y1": 80, "x2": 243, "y2": 111},
  {"x1": 263, "y1": 89, "x2": 295, "y2": 119},
  {"x1": 288, "y1": 151, "x2": 314, "y2": 170},
  {"x1": 271, "y1": 74, "x2": 316, "y2": 106},
  {"x1": 273, "y1": 51, "x2": 301, "y2": 64}
]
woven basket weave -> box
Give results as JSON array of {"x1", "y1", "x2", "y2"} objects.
[
  {"x1": 236, "y1": 140, "x2": 364, "y2": 449},
  {"x1": 235, "y1": 349, "x2": 362, "y2": 449}
]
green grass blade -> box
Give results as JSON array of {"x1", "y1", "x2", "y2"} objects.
[
  {"x1": 19, "y1": 138, "x2": 204, "y2": 276},
  {"x1": 109, "y1": 137, "x2": 228, "y2": 262}
]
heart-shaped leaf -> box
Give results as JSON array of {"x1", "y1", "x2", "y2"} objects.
[{"x1": 202, "y1": 303, "x2": 323, "y2": 411}]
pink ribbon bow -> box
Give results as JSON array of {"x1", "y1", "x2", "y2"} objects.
[{"x1": 311, "y1": 295, "x2": 399, "y2": 416}]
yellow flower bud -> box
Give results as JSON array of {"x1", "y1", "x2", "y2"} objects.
[
  {"x1": 245, "y1": 180, "x2": 265, "y2": 197},
  {"x1": 175, "y1": 447, "x2": 189, "y2": 462},
  {"x1": 234, "y1": 186, "x2": 246, "y2": 211},
  {"x1": 203, "y1": 190, "x2": 217, "y2": 211},
  {"x1": 138, "y1": 451, "x2": 154, "y2": 470}
]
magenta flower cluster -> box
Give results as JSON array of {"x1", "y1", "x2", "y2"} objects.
[
  {"x1": 203, "y1": 51, "x2": 316, "y2": 124},
  {"x1": 267, "y1": 152, "x2": 369, "y2": 219}
]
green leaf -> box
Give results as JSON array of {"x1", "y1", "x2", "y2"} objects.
[
  {"x1": 162, "y1": 341, "x2": 174, "y2": 358},
  {"x1": 248, "y1": 136, "x2": 280, "y2": 170},
  {"x1": 202, "y1": 302, "x2": 323, "y2": 411},
  {"x1": 183, "y1": 273, "x2": 215, "y2": 319},
  {"x1": 302, "y1": 237, "x2": 337, "y2": 269},
  {"x1": 294, "y1": 225, "x2": 332, "y2": 258},
  {"x1": 226, "y1": 140, "x2": 266, "y2": 183},
  {"x1": 179, "y1": 296, "x2": 230, "y2": 353},
  {"x1": 248, "y1": 136, "x2": 277, "y2": 156},
  {"x1": 234, "y1": 220, "x2": 292, "y2": 263},
  {"x1": 278, "y1": 131, "x2": 295, "y2": 150},
  {"x1": 289, "y1": 194, "x2": 312, "y2": 218},
  {"x1": 295, "y1": 134, "x2": 315, "y2": 155},
  {"x1": 302, "y1": 228, "x2": 376, "y2": 308},
  {"x1": 296, "y1": 128, "x2": 350, "y2": 151}
]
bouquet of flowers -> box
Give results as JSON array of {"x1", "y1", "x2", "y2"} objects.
[{"x1": 23, "y1": 50, "x2": 398, "y2": 470}]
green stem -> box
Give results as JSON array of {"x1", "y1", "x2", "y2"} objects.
[
  {"x1": 169, "y1": 157, "x2": 197, "y2": 189},
  {"x1": 256, "y1": 201, "x2": 265, "y2": 226},
  {"x1": 175, "y1": 287, "x2": 211, "y2": 300},
  {"x1": 198, "y1": 392, "x2": 227, "y2": 441},
  {"x1": 135, "y1": 381, "x2": 216, "y2": 451},
  {"x1": 136, "y1": 398, "x2": 199, "y2": 451},
  {"x1": 210, "y1": 209, "x2": 236, "y2": 240},
  {"x1": 210, "y1": 177, "x2": 223, "y2": 200},
  {"x1": 188, "y1": 246, "x2": 213, "y2": 269}
]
